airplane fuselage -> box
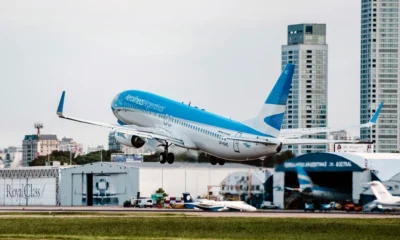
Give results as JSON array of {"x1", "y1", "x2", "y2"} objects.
[
  {"x1": 111, "y1": 90, "x2": 280, "y2": 160},
  {"x1": 302, "y1": 187, "x2": 352, "y2": 201}
]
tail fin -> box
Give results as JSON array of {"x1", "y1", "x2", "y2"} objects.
[
  {"x1": 182, "y1": 193, "x2": 194, "y2": 203},
  {"x1": 369, "y1": 181, "x2": 393, "y2": 202},
  {"x1": 296, "y1": 166, "x2": 314, "y2": 192},
  {"x1": 243, "y1": 63, "x2": 295, "y2": 138}
]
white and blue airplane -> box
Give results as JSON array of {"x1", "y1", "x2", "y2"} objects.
[
  {"x1": 182, "y1": 193, "x2": 256, "y2": 212},
  {"x1": 363, "y1": 181, "x2": 400, "y2": 212},
  {"x1": 288, "y1": 166, "x2": 352, "y2": 201},
  {"x1": 56, "y1": 63, "x2": 382, "y2": 165}
]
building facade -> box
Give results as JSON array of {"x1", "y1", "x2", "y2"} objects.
[
  {"x1": 22, "y1": 135, "x2": 59, "y2": 166},
  {"x1": 360, "y1": 0, "x2": 400, "y2": 153},
  {"x1": 281, "y1": 24, "x2": 328, "y2": 155},
  {"x1": 3, "y1": 146, "x2": 22, "y2": 168},
  {"x1": 108, "y1": 132, "x2": 121, "y2": 151},
  {"x1": 59, "y1": 137, "x2": 84, "y2": 156},
  {"x1": 87, "y1": 145, "x2": 105, "y2": 154},
  {"x1": 328, "y1": 130, "x2": 353, "y2": 152}
]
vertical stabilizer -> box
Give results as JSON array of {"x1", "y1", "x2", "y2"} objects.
[
  {"x1": 182, "y1": 193, "x2": 194, "y2": 203},
  {"x1": 182, "y1": 192, "x2": 196, "y2": 209},
  {"x1": 369, "y1": 181, "x2": 393, "y2": 202},
  {"x1": 296, "y1": 166, "x2": 314, "y2": 192},
  {"x1": 243, "y1": 63, "x2": 295, "y2": 138}
]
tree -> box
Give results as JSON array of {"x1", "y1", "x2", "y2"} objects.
[
  {"x1": 155, "y1": 188, "x2": 168, "y2": 205},
  {"x1": 30, "y1": 152, "x2": 77, "y2": 166}
]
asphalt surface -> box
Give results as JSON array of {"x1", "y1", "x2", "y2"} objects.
[{"x1": 0, "y1": 206, "x2": 398, "y2": 218}]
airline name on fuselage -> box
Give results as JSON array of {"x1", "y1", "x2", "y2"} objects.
[{"x1": 125, "y1": 95, "x2": 165, "y2": 112}]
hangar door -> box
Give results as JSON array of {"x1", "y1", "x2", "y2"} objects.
[
  {"x1": 284, "y1": 171, "x2": 353, "y2": 209},
  {"x1": 71, "y1": 173, "x2": 128, "y2": 206}
]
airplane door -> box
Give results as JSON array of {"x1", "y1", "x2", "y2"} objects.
[{"x1": 233, "y1": 132, "x2": 242, "y2": 153}]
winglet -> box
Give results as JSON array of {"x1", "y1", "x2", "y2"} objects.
[
  {"x1": 370, "y1": 102, "x2": 384, "y2": 124},
  {"x1": 57, "y1": 91, "x2": 65, "y2": 117}
]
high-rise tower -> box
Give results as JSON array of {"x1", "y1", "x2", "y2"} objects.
[
  {"x1": 281, "y1": 24, "x2": 328, "y2": 155},
  {"x1": 360, "y1": 0, "x2": 399, "y2": 153}
]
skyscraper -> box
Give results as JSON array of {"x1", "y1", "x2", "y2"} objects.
[
  {"x1": 360, "y1": 0, "x2": 399, "y2": 153},
  {"x1": 281, "y1": 24, "x2": 328, "y2": 155}
]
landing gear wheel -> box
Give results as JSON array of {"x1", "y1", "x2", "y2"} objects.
[
  {"x1": 167, "y1": 152, "x2": 175, "y2": 164},
  {"x1": 218, "y1": 158, "x2": 225, "y2": 165},
  {"x1": 159, "y1": 152, "x2": 167, "y2": 164},
  {"x1": 210, "y1": 156, "x2": 218, "y2": 165}
]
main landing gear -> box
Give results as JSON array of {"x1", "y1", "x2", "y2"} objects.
[
  {"x1": 208, "y1": 155, "x2": 225, "y2": 166},
  {"x1": 159, "y1": 142, "x2": 175, "y2": 164}
]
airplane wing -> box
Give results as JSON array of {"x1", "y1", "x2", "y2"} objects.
[
  {"x1": 56, "y1": 91, "x2": 184, "y2": 146},
  {"x1": 280, "y1": 102, "x2": 384, "y2": 138}
]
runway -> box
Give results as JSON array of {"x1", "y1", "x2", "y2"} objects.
[{"x1": 0, "y1": 206, "x2": 398, "y2": 218}]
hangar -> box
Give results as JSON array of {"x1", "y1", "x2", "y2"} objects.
[
  {"x1": 59, "y1": 162, "x2": 261, "y2": 206},
  {"x1": 272, "y1": 152, "x2": 400, "y2": 209}
]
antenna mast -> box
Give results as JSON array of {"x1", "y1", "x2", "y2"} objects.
[{"x1": 34, "y1": 122, "x2": 43, "y2": 157}]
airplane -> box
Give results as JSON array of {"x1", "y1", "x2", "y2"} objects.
[
  {"x1": 363, "y1": 181, "x2": 400, "y2": 212},
  {"x1": 56, "y1": 63, "x2": 382, "y2": 165},
  {"x1": 287, "y1": 166, "x2": 352, "y2": 201},
  {"x1": 182, "y1": 193, "x2": 257, "y2": 212}
]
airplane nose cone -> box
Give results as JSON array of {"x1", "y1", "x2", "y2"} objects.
[{"x1": 111, "y1": 93, "x2": 121, "y2": 111}]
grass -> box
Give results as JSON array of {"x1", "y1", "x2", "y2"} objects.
[{"x1": 0, "y1": 214, "x2": 398, "y2": 239}]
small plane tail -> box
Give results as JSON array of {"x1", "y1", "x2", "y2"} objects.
[
  {"x1": 182, "y1": 193, "x2": 194, "y2": 203},
  {"x1": 296, "y1": 166, "x2": 314, "y2": 192},
  {"x1": 369, "y1": 181, "x2": 393, "y2": 202},
  {"x1": 243, "y1": 63, "x2": 295, "y2": 138}
]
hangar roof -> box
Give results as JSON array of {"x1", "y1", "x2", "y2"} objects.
[
  {"x1": 275, "y1": 152, "x2": 400, "y2": 181},
  {"x1": 331, "y1": 153, "x2": 400, "y2": 181}
]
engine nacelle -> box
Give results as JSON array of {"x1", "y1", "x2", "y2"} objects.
[{"x1": 115, "y1": 132, "x2": 146, "y2": 148}]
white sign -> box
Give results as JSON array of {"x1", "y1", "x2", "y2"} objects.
[
  {"x1": 0, "y1": 178, "x2": 57, "y2": 206},
  {"x1": 334, "y1": 144, "x2": 374, "y2": 153}
]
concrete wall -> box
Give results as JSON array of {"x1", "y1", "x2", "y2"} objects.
[{"x1": 138, "y1": 168, "x2": 251, "y2": 198}]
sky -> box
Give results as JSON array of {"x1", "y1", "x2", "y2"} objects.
[{"x1": 0, "y1": 0, "x2": 361, "y2": 150}]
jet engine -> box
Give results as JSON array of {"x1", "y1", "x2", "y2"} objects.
[{"x1": 115, "y1": 132, "x2": 146, "y2": 148}]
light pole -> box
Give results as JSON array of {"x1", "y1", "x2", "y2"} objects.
[{"x1": 67, "y1": 144, "x2": 77, "y2": 165}]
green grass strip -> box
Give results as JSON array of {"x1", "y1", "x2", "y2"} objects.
[{"x1": 0, "y1": 216, "x2": 399, "y2": 239}]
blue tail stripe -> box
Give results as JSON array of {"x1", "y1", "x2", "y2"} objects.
[
  {"x1": 264, "y1": 113, "x2": 285, "y2": 130},
  {"x1": 296, "y1": 166, "x2": 309, "y2": 177},
  {"x1": 299, "y1": 179, "x2": 312, "y2": 185},
  {"x1": 265, "y1": 63, "x2": 295, "y2": 105}
]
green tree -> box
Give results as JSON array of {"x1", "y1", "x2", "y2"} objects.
[
  {"x1": 30, "y1": 151, "x2": 78, "y2": 166},
  {"x1": 155, "y1": 188, "x2": 168, "y2": 205}
]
